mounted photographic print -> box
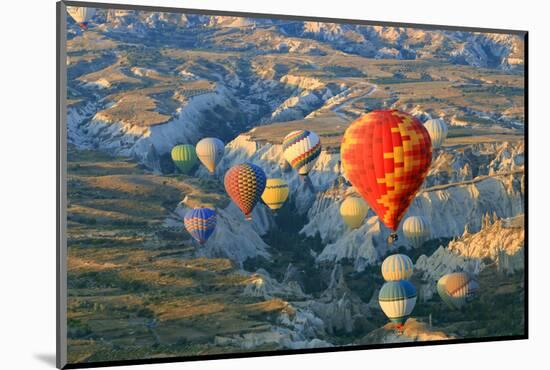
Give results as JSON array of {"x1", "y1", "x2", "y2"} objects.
[{"x1": 56, "y1": 1, "x2": 527, "y2": 368}]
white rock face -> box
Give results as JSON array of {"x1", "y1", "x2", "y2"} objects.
[
  {"x1": 302, "y1": 22, "x2": 348, "y2": 41},
  {"x1": 414, "y1": 213, "x2": 524, "y2": 301},
  {"x1": 306, "y1": 264, "x2": 371, "y2": 334},
  {"x1": 426, "y1": 141, "x2": 524, "y2": 187},
  {"x1": 243, "y1": 269, "x2": 307, "y2": 300},
  {"x1": 450, "y1": 33, "x2": 522, "y2": 69},
  {"x1": 214, "y1": 325, "x2": 331, "y2": 350},
  {"x1": 270, "y1": 91, "x2": 322, "y2": 123},
  {"x1": 361, "y1": 318, "x2": 453, "y2": 344},
  {"x1": 415, "y1": 246, "x2": 481, "y2": 302},
  {"x1": 214, "y1": 268, "x2": 330, "y2": 350},
  {"x1": 81, "y1": 87, "x2": 235, "y2": 162},
  {"x1": 303, "y1": 173, "x2": 523, "y2": 271},
  {"x1": 67, "y1": 101, "x2": 99, "y2": 148}
]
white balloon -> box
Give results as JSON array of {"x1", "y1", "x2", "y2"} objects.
[
  {"x1": 196, "y1": 138, "x2": 225, "y2": 173},
  {"x1": 67, "y1": 7, "x2": 96, "y2": 25},
  {"x1": 424, "y1": 118, "x2": 448, "y2": 149},
  {"x1": 403, "y1": 216, "x2": 430, "y2": 248}
]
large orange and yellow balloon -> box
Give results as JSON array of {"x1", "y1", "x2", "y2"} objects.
[{"x1": 341, "y1": 110, "x2": 432, "y2": 232}]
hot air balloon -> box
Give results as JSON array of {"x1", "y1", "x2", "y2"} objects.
[
  {"x1": 437, "y1": 272, "x2": 479, "y2": 310},
  {"x1": 67, "y1": 7, "x2": 96, "y2": 29},
  {"x1": 171, "y1": 144, "x2": 198, "y2": 174},
  {"x1": 261, "y1": 178, "x2": 289, "y2": 211},
  {"x1": 196, "y1": 138, "x2": 225, "y2": 174},
  {"x1": 340, "y1": 110, "x2": 432, "y2": 243},
  {"x1": 381, "y1": 254, "x2": 414, "y2": 281},
  {"x1": 403, "y1": 216, "x2": 430, "y2": 248},
  {"x1": 378, "y1": 280, "x2": 417, "y2": 325},
  {"x1": 184, "y1": 208, "x2": 216, "y2": 245},
  {"x1": 340, "y1": 197, "x2": 369, "y2": 229},
  {"x1": 423, "y1": 118, "x2": 448, "y2": 149},
  {"x1": 282, "y1": 130, "x2": 321, "y2": 179},
  {"x1": 224, "y1": 163, "x2": 267, "y2": 221}
]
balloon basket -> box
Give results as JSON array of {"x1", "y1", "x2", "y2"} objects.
[
  {"x1": 390, "y1": 322, "x2": 405, "y2": 332},
  {"x1": 387, "y1": 233, "x2": 398, "y2": 245}
]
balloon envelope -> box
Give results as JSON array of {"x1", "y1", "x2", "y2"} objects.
[
  {"x1": 437, "y1": 272, "x2": 479, "y2": 310},
  {"x1": 184, "y1": 208, "x2": 216, "y2": 245},
  {"x1": 224, "y1": 163, "x2": 267, "y2": 220},
  {"x1": 378, "y1": 280, "x2": 417, "y2": 324},
  {"x1": 67, "y1": 7, "x2": 96, "y2": 28},
  {"x1": 403, "y1": 216, "x2": 430, "y2": 248},
  {"x1": 196, "y1": 138, "x2": 225, "y2": 173},
  {"x1": 171, "y1": 144, "x2": 198, "y2": 174},
  {"x1": 340, "y1": 197, "x2": 368, "y2": 229},
  {"x1": 282, "y1": 130, "x2": 321, "y2": 177},
  {"x1": 341, "y1": 110, "x2": 432, "y2": 231},
  {"x1": 261, "y1": 178, "x2": 289, "y2": 210},
  {"x1": 381, "y1": 254, "x2": 414, "y2": 281},
  {"x1": 424, "y1": 118, "x2": 448, "y2": 149}
]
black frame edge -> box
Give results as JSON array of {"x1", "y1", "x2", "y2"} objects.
[
  {"x1": 57, "y1": 1, "x2": 68, "y2": 369},
  {"x1": 56, "y1": 1, "x2": 61, "y2": 368},
  {"x1": 523, "y1": 32, "x2": 529, "y2": 339}
]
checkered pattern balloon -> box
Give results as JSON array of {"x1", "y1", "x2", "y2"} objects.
[
  {"x1": 184, "y1": 208, "x2": 217, "y2": 245},
  {"x1": 341, "y1": 110, "x2": 432, "y2": 231},
  {"x1": 282, "y1": 130, "x2": 321, "y2": 177},
  {"x1": 224, "y1": 163, "x2": 267, "y2": 220}
]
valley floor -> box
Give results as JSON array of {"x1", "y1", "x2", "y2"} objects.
[{"x1": 66, "y1": 146, "x2": 525, "y2": 364}]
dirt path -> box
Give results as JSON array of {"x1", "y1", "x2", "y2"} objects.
[{"x1": 331, "y1": 83, "x2": 377, "y2": 120}]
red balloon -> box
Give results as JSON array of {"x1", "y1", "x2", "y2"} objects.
[
  {"x1": 340, "y1": 110, "x2": 432, "y2": 231},
  {"x1": 224, "y1": 163, "x2": 267, "y2": 221}
]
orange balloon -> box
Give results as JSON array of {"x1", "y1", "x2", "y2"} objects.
[{"x1": 340, "y1": 110, "x2": 432, "y2": 231}]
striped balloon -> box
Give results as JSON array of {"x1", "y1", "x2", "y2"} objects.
[
  {"x1": 261, "y1": 178, "x2": 289, "y2": 211},
  {"x1": 224, "y1": 163, "x2": 267, "y2": 221},
  {"x1": 341, "y1": 110, "x2": 432, "y2": 232},
  {"x1": 378, "y1": 280, "x2": 417, "y2": 325},
  {"x1": 282, "y1": 130, "x2": 321, "y2": 178},
  {"x1": 171, "y1": 144, "x2": 198, "y2": 174},
  {"x1": 423, "y1": 118, "x2": 448, "y2": 149},
  {"x1": 437, "y1": 272, "x2": 479, "y2": 310},
  {"x1": 340, "y1": 197, "x2": 369, "y2": 229},
  {"x1": 196, "y1": 137, "x2": 225, "y2": 174},
  {"x1": 381, "y1": 254, "x2": 414, "y2": 281},
  {"x1": 184, "y1": 208, "x2": 216, "y2": 245},
  {"x1": 403, "y1": 216, "x2": 430, "y2": 248}
]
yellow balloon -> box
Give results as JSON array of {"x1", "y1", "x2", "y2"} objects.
[
  {"x1": 261, "y1": 178, "x2": 289, "y2": 210},
  {"x1": 340, "y1": 197, "x2": 368, "y2": 229}
]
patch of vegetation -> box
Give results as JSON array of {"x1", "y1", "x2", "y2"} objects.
[
  {"x1": 244, "y1": 203, "x2": 327, "y2": 294},
  {"x1": 323, "y1": 65, "x2": 365, "y2": 77}
]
